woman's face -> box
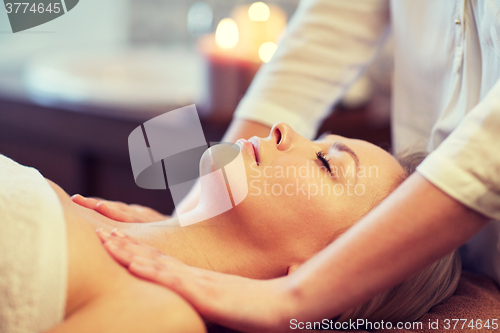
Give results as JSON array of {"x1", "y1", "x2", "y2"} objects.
[{"x1": 201, "y1": 122, "x2": 405, "y2": 264}]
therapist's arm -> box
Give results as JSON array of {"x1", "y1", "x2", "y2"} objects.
[
  {"x1": 100, "y1": 172, "x2": 488, "y2": 332},
  {"x1": 284, "y1": 172, "x2": 487, "y2": 324}
]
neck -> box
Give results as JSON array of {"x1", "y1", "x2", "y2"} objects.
[
  {"x1": 122, "y1": 204, "x2": 286, "y2": 279},
  {"x1": 54, "y1": 173, "x2": 289, "y2": 279}
]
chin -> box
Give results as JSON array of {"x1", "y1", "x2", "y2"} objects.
[{"x1": 198, "y1": 143, "x2": 249, "y2": 208}]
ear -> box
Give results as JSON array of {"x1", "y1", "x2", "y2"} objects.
[{"x1": 287, "y1": 264, "x2": 300, "y2": 275}]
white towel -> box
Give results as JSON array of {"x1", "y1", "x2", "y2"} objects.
[{"x1": 0, "y1": 155, "x2": 67, "y2": 333}]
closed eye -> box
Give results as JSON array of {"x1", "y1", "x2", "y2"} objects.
[{"x1": 316, "y1": 151, "x2": 332, "y2": 173}]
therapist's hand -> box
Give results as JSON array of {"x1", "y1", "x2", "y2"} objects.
[
  {"x1": 72, "y1": 194, "x2": 169, "y2": 223},
  {"x1": 96, "y1": 228, "x2": 294, "y2": 333}
]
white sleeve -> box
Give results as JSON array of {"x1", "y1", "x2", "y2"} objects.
[
  {"x1": 417, "y1": 79, "x2": 500, "y2": 220},
  {"x1": 234, "y1": 0, "x2": 390, "y2": 139}
]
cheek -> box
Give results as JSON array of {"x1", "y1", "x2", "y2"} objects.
[
  {"x1": 248, "y1": 160, "x2": 324, "y2": 195},
  {"x1": 245, "y1": 167, "x2": 334, "y2": 221},
  {"x1": 241, "y1": 159, "x2": 356, "y2": 222}
]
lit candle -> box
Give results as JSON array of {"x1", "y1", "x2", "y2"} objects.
[
  {"x1": 196, "y1": 2, "x2": 287, "y2": 119},
  {"x1": 232, "y1": 2, "x2": 286, "y2": 62},
  {"x1": 215, "y1": 18, "x2": 239, "y2": 49}
]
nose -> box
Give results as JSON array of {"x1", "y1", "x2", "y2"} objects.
[{"x1": 270, "y1": 122, "x2": 295, "y2": 151}]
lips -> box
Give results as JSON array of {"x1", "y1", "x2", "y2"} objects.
[
  {"x1": 248, "y1": 137, "x2": 260, "y2": 164},
  {"x1": 237, "y1": 138, "x2": 259, "y2": 164}
]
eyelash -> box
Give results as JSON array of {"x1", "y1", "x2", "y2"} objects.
[{"x1": 316, "y1": 151, "x2": 332, "y2": 173}]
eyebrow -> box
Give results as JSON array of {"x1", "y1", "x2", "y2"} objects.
[
  {"x1": 331, "y1": 141, "x2": 360, "y2": 181},
  {"x1": 332, "y1": 141, "x2": 359, "y2": 167}
]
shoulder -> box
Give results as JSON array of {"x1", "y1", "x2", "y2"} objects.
[
  {"x1": 113, "y1": 277, "x2": 207, "y2": 333},
  {"x1": 50, "y1": 277, "x2": 206, "y2": 333},
  {"x1": 46, "y1": 178, "x2": 206, "y2": 332}
]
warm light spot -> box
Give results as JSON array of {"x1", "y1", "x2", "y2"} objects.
[
  {"x1": 248, "y1": 2, "x2": 270, "y2": 22},
  {"x1": 258, "y1": 42, "x2": 277, "y2": 63},
  {"x1": 215, "y1": 18, "x2": 239, "y2": 49}
]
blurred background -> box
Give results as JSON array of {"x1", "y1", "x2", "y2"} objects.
[{"x1": 0, "y1": 0, "x2": 393, "y2": 215}]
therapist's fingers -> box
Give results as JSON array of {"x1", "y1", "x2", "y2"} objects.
[
  {"x1": 96, "y1": 228, "x2": 111, "y2": 243},
  {"x1": 127, "y1": 257, "x2": 290, "y2": 332},
  {"x1": 96, "y1": 227, "x2": 129, "y2": 243},
  {"x1": 73, "y1": 194, "x2": 168, "y2": 223},
  {"x1": 105, "y1": 240, "x2": 168, "y2": 268},
  {"x1": 95, "y1": 203, "x2": 136, "y2": 223},
  {"x1": 72, "y1": 194, "x2": 138, "y2": 222},
  {"x1": 103, "y1": 240, "x2": 137, "y2": 267},
  {"x1": 128, "y1": 255, "x2": 187, "y2": 275},
  {"x1": 96, "y1": 227, "x2": 137, "y2": 243},
  {"x1": 96, "y1": 201, "x2": 167, "y2": 223},
  {"x1": 101, "y1": 229, "x2": 184, "y2": 267},
  {"x1": 101, "y1": 232, "x2": 166, "y2": 267},
  {"x1": 72, "y1": 194, "x2": 129, "y2": 221},
  {"x1": 128, "y1": 261, "x2": 189, "y2": 289},
  {"x1": 100, "y1": 228, "x2": 292, "y2": 332},
  {"x1": 127, "y1": 256, "x2": 205, "y2": 299},
  {"x1": 71, "y1": 194, "x2": 101, "y2": 210}
]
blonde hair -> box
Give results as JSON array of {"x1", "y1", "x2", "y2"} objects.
[{"x1": 338, "y1": 151, "x2": 461, "y2": 323}]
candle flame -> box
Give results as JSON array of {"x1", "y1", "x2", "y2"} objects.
[
  {"x1": 248, "y1": 2, "x2": 270, "y2": 22},
  {"x1": 215, "y1": 18, "x2": 239, "y2": 49},
  {"x1": 258, "y1": 42, "x2": 278, "y2": 63}
]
